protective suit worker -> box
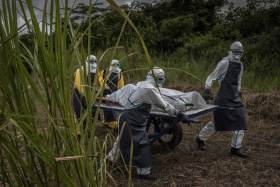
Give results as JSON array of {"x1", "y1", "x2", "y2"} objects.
[
  {"x1": 103, "y1": 59, "x2": 125, "y2": 94},
  {"x1": 196, "y1": 41, "x2": 248, "y2": 158},
  {"x1": 101, "y1": 59, "x2": 125, "y2": 128},
  {"x1": 107, "y1": 67, "x2": 177, "y2": 180},
  {"x1": 72, "y1": 55, "x2": 103, "y2": 119}
]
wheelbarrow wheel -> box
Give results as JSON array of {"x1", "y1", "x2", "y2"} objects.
[{"x1": 158, "y1": 122, "x2": 183, "y2": 150}]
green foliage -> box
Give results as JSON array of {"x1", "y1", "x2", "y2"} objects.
[
  {"x1": 159, "y1": 16, "x2": 194, "y2": 50},
  {"x1": 18, "y1": 0, "x2": 280, "y2": 92},
  {"x1": 179, "y1": 34, "x2": 227, "y2": 62},
  {"x1": 211, "y1": 23, "x2": 242, "y2": 40}
]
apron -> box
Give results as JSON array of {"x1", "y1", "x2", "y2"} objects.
[
  {"x1": 107, "y1": 72, "x2": 119, "y2": 93},
  {"x1": 71, "y1": 88, "x2": 87, "y2": 119},
  {"x1": 213, "y1": 61, "x2": 246, "y2": 131},
  {"x1": 103, "y1": 72, "x2": 120, "y2": 122},
  {"x1": 119, "y1": 104, "x2": 152, "y2": 168}
]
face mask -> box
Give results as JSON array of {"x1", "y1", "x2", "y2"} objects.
[
  {"x1": 87, "y1": 62, "x2": 97, "y2": 73},
  {"x1": 233, "y1": 54, "x2": 242, "y2": 61},
  {"x1": 229, "y1": 51, "x2": 243, "y2": 62},
  {"x1": 157, "y1": 77, "x2": 165, "y2": 87},
  {"x1": 110, "y1": 65, "x2": 121, "y2": 73}
]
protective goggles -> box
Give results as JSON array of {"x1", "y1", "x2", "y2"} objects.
[
  {"x1": 89, "y1": 60, "x2": 97, "y2": 64},
  {"x1": 232, "y1": 50, "x2": 243, "y2": 55},
  {"x1": 157, "y1": 76, "x2": 165, "y2": 82}
]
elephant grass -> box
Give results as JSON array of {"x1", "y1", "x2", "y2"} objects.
[{"x1": 1, "y1": 0, "x2": 111, "y2": 186}]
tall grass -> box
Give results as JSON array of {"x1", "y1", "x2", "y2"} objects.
[{"x1": 0, "y1": 0, "x2": 122, "y2": 186}]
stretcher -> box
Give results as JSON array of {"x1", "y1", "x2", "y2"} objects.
[{"x1": 95, "y1": 101, "x2": 217, "y2": 150}]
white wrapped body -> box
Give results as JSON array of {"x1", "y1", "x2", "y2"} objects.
[{"x1": 106, "y1": 84, "x2": 206, "y2": 114}]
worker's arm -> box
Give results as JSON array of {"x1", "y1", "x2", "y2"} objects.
[
  {"x1": 205, "y1": 59, "x2": 229, "y2": 89},
  {"x1": 118, "y1": 73, "x2": 125, "y2": 89},
  {"x1": 143, "y1": 88, "x2": 178, "y2": 116},
  {"x1": 98, "y1": 71, "x2": 106, "y2": 87},
  {"x1": 238, "y1": 63, "x2": 243, "y2": 92},
  {"x1": 74, "y1": 69, "x2": 84, "y2": 93}
]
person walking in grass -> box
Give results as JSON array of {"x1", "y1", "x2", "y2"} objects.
[
  {"x1": 101, "y1": 59, "x2": 125, "y2": 129},
  {"x1": 72, "y1": 55, "x2": 104, "y2": 120},
  {"x1": 196, "y1": 41, "x2": 248, "y2": 158}
]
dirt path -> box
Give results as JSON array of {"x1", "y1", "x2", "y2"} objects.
[{"x1": 111, "y1": 90, "x2": 280, "y2": 186}]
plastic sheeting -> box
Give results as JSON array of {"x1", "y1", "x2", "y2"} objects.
[
  {"x1": 157, "y1": 88, "x2": 206, "y2": 112},
  {"x1": 106, "y1": 85, "x2": 206, "y2": 113}
]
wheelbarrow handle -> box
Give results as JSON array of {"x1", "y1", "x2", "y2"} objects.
[{"x1": 176, "y1": 112, "x2": 201, "y2": 124}]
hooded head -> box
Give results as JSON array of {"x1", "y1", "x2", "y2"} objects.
[
  {"x1": 109, "y1": 59, "x2": 121, "y2": 73},
  {"x1": 86, "y1": 55, "x2": 97, "y2": 73},
  {"x1": 147, "y1": 67, "x2": 165, "y2": 87},
  {"x1": 228, "y1": 41, "x2": 244, "y2": 62}
]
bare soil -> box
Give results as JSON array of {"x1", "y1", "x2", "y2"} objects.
[{"x1": 109, "y1": 88, "x2": 280, "y2": 186}]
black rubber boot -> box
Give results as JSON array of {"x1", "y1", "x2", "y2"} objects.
[
  {"x1": 196, "y1": 137, "x2": 206, "y2": 150},
  {"x1": 136, "y1": 174, "x2": 157, "y2": 181},
  {"x1": 231, "y1": 147, "x2": 249, "y2": 158}
]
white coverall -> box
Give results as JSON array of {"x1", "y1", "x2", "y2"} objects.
[{"x1": 198, "y1": 55, "x2": 245, "y2": 149}]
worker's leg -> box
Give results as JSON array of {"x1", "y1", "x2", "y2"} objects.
[
  {"x1": 108, "y1": 115, "x2": 151, "y2": 175},
  {"x1": 231, "y1": 130, "x2": 244, "y2": 149},
  {"x1": 135, "y1": 144, "x2": 153, "y2": 180},
  {"x1": 136, "y1": 167, "x2": 151, "y2": 175},
  {"x1": 103, "y1": 109, "x2": 115, "y2": 121},
  {"x1": 108, "y1": 115, "x2": 126, "y2": 163},
  {"x1": 198, "y1": 121, "x2": 216, "y2": 141},
  {"x1": 108, "y1": 136, "x2": 120, "y2": 162},
  {"x1": 230, "y1": 130, "x2": 248, "y2": 158},
  {"x1": 196, "y1": 121, "x2": 216, "y2": 150},
  {"x1": 103, "y1": 109, "x2": 117, "y2": 128},
  {"x1": 71, "y1": 89, "x2": 87, "y2": 137},
  {"x1": 102, "y1": 89, "x2": 117, "y2": 128},
  {"x1": 71, "y1": 89, "x2": 85, "y2": 119},
  {"x1": 118, "y1": 105, "x2": 155, "y2": 180}
]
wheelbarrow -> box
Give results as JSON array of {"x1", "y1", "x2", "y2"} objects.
[{"x1": 94, "y1": 101, "x2": 216, "y2": 150}]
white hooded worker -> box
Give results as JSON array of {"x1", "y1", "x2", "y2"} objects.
[
  {"x1": 101, "y1": 59, "x2": 125, "y2": 128},
  {"x1": 107, "y1": 67, "x2": 177, "y2": 180},
  {"x1": 196, "y1": 41, "x2": 248, "y2": 158},
  {"x1": 102, "y1": 59, "x2": 125, "y2": 95},
  {"x1": 72, "y1": 55, "x2": 104, "y2": 119}
]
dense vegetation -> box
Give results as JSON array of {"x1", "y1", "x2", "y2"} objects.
[{"x1": 63, "y1": 0, "x2": 280, "y2": 90}]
